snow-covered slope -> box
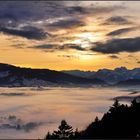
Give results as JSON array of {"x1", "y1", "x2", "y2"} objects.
[
  {"x1": 62, "y1": 67, "x2": 140, "y2": 85},
  {"x1": 0, "y1": 63, "x2": 105, "y2": 87}
]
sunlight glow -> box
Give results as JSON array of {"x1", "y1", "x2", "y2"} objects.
[{"x1": 76, "y1": 32, "x2": 95, "y2": 40}]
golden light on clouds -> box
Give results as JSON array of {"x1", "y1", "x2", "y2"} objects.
[{"x1": 0, "y1": 1, "x2": 140, "y2": 70}]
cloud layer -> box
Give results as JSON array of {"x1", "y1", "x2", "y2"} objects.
[
  {"x1": 91, "y1": 37, "x2": 140, "y2": 54},
  {"x1": 46, "y1": 18, "x2": 85, "y2": 29},
  {"x1": 107, "y1": 27, "x2": 136, "y2": 36},
  {"x1": 0, "y1": 26, "x2": 48, "y2": 40},
  {"x1": 31, "y1": 43, "x2": 85, "y2": 52},
  {"x1": 103, "y1": 16, "x2": 131, "y2": 25},
  {"x1": 0, "y1": 115, "x2": 43, "y2": 132}
]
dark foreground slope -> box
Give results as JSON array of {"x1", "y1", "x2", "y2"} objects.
[
  {"x1": 81, "y1": 99, "x2": 140, "y2": 139},
  {"x1": 0, "y1": 63, "x2": 104, "y2": 86},
  {"x1": 46, "y1": 99, "x2": 140, "y2": 139}
]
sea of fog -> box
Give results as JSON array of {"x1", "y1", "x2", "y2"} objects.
[{"x1": 0, "y1": 86, "x2": 140, "y2": 139}]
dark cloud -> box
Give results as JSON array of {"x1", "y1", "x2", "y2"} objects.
[
  {"x1": 107, "y1": 27, "x2": 136, "y2": 36},
  {"x1": 47, "y1": 18, "x2": 85, "y2": 29},
  {"x1": 31, "y1": 44, "x2": 56, "y2": 50},
  {"x1": 0, "y1": 2, "x2": 123, "y2": 29},
  {"x1": 65, "y1": 5, "x2": 121, "y2": 15},
  {"x1": 0, "y1": 26, "x2": 48, "y2": 40},
  {"x1": 103, "y1": 16, "x2": 131, "y2": 25},
  {"x1": 66, "y1": 6, "x2": 88, "y2": 14},
  {"x1": 91, "y1": 37, "x2": 140, "y2": 54},
  {"x1": 61, "y1": 44, "x2": 86, "y2": 51},
  {"x1": 0, "y1": 93, "x2": 27, "y2": 96},
  {"x1": 109, "y1": 55, "x2": 119, "y2": 59},
  {"x1": 0, "y1": 1, "x2": 63, "y2": 23},
  {"x1": 57, "y1": 55, "x2": 79, "y2": 59},
  {"x1": 31, "y1": 43, "x2": 85, "y2": 52},
  {"x1": 66, "y1": 4, "x2": 124, "y2": 15}
]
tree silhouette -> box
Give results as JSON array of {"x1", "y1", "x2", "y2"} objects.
[
  {"x1": 45, "y1": 99, "x2": 140, "y2": 139},
  {"x1": 51, "y1": 120, "x2": 73, "y2": 139},
  {"x1": 108, "y1": 99, "x2": 120, "y2": 114},
  {"x1": 94, "y1": 116, "x2": 99, "y2": 122},
  {"x1": 131, "y1": 98, "x2": 137, "y2": 107},
  {"x1": 113, "y1": 99, "x2": 120, "y2": 108},
  {"x1": 45, "y1": 132, "x2": 51, "y2": 139}
]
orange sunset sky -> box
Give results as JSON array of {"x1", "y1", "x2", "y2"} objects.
[{"x1": 0, "y1": 1, "x2": 140, "y2": 71}]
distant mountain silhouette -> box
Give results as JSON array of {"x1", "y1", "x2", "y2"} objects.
[
  {"x1": 1, "y1": 63, "x2": 140, "y2": 87},
  {"x1": 62, "y1": 70, "x2": 94, "y2": 78},
  {"x1": 46, "y1": 99, "x2": 140, "y2": 139},
  {"x1": 63, "y1": 67, "x2": 140, "y2": 85},
  {"x1": 0, "y1": 63, "x2": 105, "y2": 87}
]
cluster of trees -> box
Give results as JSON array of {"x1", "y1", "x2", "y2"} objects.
[{"x1": 45, "y1": 99, "x2": 140, "y2": 139}]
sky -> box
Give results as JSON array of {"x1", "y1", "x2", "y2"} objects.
[{"x1": 0, "y1": 1, "x2": 140, "y2": 71}]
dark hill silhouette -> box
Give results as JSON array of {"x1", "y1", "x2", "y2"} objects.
[
  {"x1": 45, "y1": 99, "x2": 140, "y2": 139},
  {"x1": 116, "y1": 79, "x2": 140, "y2": 86},
  {"x1": 0, "y1": 63, "x2": 105, "y2": 86}
]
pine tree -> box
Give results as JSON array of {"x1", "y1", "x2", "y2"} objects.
[
  {"x1": 74, "y1": 128, "x2": 80, "y2": 138},
  {"x1": 109, "y1": 99, "x2": 120, "y2": 113},
  {"x1": 52, "y1": 120, "x2": 73, "y2": 139},
  {"x1": 131, "y1": 98, "x2": 137, "y2": 107},
  {"x1": 113, "y1": 99, "x2": 120, "y2": 108},
  {"x1": 45, "y1": 132, "x2": 51, "y2": 139},
  {"x1": 95, "y1": 116, "x2": 99, "y2": 122}
]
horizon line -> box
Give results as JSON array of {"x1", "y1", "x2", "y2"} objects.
[{"x1": 1, "y1": 62, "x2": 140, "y2": 72}]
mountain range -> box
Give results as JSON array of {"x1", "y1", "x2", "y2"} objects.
[
  {"x1": 62, "y1": 67, "x2": 140, "y2": 85},
  {"x1": 0, "y1": 63, "x2": 140, "y2": 87},
  {"x1": 0, "y1": 63, "x2": 104, "y2": 87}
]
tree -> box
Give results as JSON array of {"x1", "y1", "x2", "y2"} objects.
[
  {"x1": 94, "y1": 116, "x2": 99, "y2": 123},
  {"x1": 113, "y1": 99, "x2": 120, "y2": 108},
  {"x1": 131, "y1": 98, "x2": 137, "y2": 107},
  {"x1": 45, "y1": 132, "x2": 51, "y2": 139},
  {"x1": 52, "y1": 120, "x2": 73, "y2": 139},
  {"x1": 74, "y1": 128, "x2": 81, "y2": 139},
  {"x1": 109, "y1": 99, "x2": 120, "y2": 113}
]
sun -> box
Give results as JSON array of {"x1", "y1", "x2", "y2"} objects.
[
  {"x1": 72, "y1": 39, "x2": 82, "y2": 44},
  {"x1": 76, "y1": 32, "x2": 95, "y2": 40},
  {"x1": 71, "y1": 32, "x2": 102, "y2": 49}
]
